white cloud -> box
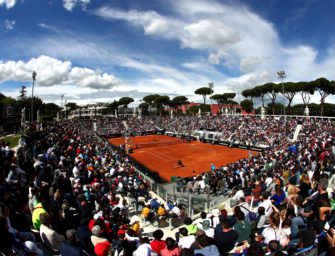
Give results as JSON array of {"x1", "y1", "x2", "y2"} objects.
[
  {"x1": 5, "y1": 19, "x2": 15, "y2": 30},
  {"x1": 63, "y1": 0, "x2": 90, "y2": 12},
  {"x1": 240, "y1": 57, "x2": 263, "y2": 73},
  {"x1": 0, "y1": 55, "x2": 120, "y2": 89},
  {"x1": 223, "y1": 70, "x2": 275, "y2": 92},
  {"x1": 144, "y1": 18, "x2": 169, "y2": 35},
  {"x1": 92, "y1": 7, "x2": 181, "y2": 38},
  {"x1": 181, "y1": 20, "x2": 241, "y2": 50},
  {"x1": 0, "y1": 0, "x2": 16, "y2": 9}
]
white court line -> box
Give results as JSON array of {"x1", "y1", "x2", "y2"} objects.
[
  {"x1": 144, "y1": 149, "x2": 175, "y2": 162},
  {"x1": 146, "y1": 148, "x2": 177, "y2": 162}
]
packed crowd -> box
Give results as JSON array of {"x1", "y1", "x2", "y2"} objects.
[
  {"x1": 173, "y1": 117, "x2": 335, "y2": 255},
  {"x1": 95, "y1": 116, "x2": 307, "y2": 148},
  {"x1": 0, "y1": 120, "x2": 161, "y2": 255},
  {"x1": 0, "y1": 116, "x2": 335, "y2": 256}
]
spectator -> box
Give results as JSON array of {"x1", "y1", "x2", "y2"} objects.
[
  {"x1": 77, "y1": 218, "x2": 94, "y2": 254},
  {"x1": 246, "y1": 180, "x2": 262, "y2": 205},
  {"x1": 289, "y1": 229, "x2": 317, "y2": 256},
  {"x1": 150, "y1": 229, "x2": 166, "y2": 254},
  {"x1": 194, "y1": 234, "x2": 220, "y2": 256},
  {"x1": 184, "y1": 217, "x2": 198, "y2": 236},
  {"x1": 256, "y1": 212, "x2": 281, "y2": 245},
  {"x1": 39, "y1": 212, "x2": 65, "y2": 252},
  {"x1": 201, "y1": 220, "x2": 215, "y2": 238},
  {"x1": 59, "y1": 229, "x2": 86, "y2": 255},
  {"x1": 214, "y1": 219, "x2": 238, "y2": 256},
  {"x1": 161, "y1": 237, "x2": 180, "y2": 256},
  {"x1": 178, "y1": 227, "x2": 196, "y2": 249},
  {"x1": 94, "y1": 241, "x2": 111, "y2": 256},
  {"x1": 133, "y1": 237, "x2": 152, "y2": 256},
  {"x1": 233, "y1": 211, "x2": 251, "y2": 243},
  {"x1": 271, "y1": 184, "x2": 286, "y2": 207}
]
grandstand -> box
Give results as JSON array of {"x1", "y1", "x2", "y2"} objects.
[{"x1": 1, "y1": 115, "x2": 335, "y2": 255}]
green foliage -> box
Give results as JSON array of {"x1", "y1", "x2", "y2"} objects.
[
  {"x1": 266, "y1": 103, "x2": 284, "y2": 115},
  {"x1": 42, "y1": 103, "x2": 60, "y2": 117},
  {"x1": 143, "y1": 94, "x2": 159, "y2": 104},
  {"x1": 311, "y1": 78, "x2": 335, "y2": 116},
  {"x1": 194, "y1": 87, "x2": 214, "y2": 104},
  {"x1": 119, "y1": 97, "x2": 134, "y2": 108},
  {"x1": 139, "y1": 102, "x2": 149, "y2": 116},
  {"x1": 172, "y1": 96, "x2": 189, "y2": 107},
  {"x1": 18, "y1": 86, "x2": 27, "y2": 101},
  {"x1": 240, "y1": 99, "x2": 253, "y2": 113},
  {"x1": 155, "y1": 95, "x2": 170, "y2": 115},
  {"x1": 223, "y1": 92, "x2": 236, "y2": 100},
  {"x1": 2, "y1": 135, "x2": 21, "y2": 148},
  {"x1": 210, "y1": 94, "x2": 226, "y2": 113},
  {"x1": 40, "y1": 115, "x2": 54, "y2": 121},
  {"x1": 199, "y1": 104, "x2": 211, "y2": 112},
  {"x1": 187, "y1": 105, "x2": 199, "y2": 115},
  {"x1": 108, "y1": 100, "x2": 120, "y2": 114},
  {"x1": 65, "y1": 102, "x2": 78, "y2": 112}
]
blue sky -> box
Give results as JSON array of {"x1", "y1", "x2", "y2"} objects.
[{"x1": 1, "y1": 0, "x2": 335, "y2": 106}]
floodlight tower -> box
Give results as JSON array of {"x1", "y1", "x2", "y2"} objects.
[
  {"x1": 277, "y1": 71, "x2": 286, "y2": 120},
  {"x1": 31, "y1": 71, "x2": 37, "y2": 122}
]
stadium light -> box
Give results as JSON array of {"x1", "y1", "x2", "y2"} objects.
[
  {"x1": 277, "y1": 71, "x2": 286, "y2": 120},
  {"x1": 31, "y1": 71, "x2": 37, "y2": 123},
  {"x1": 208, "y1": 82, "x2": 214, "y2": 115}
]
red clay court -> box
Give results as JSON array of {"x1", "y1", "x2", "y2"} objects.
[{"x1": 108, "y1": 135, "x2": 258, "y2": 181}]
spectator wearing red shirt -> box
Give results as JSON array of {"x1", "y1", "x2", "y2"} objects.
[
  {"x1": 246, "y1": 180, "x2": 262, "y2": 205},
  {"x1": 150, "y1": 229, "x2": 166, "y2": 254}
]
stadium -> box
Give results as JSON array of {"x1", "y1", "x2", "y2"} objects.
[{"x1": 2, "y1": 0, "x2": 335, "y2": 255}]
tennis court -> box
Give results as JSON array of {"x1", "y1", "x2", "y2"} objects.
[{"x1": 108, "y1": 135, "x2": 258, "y2": 181}]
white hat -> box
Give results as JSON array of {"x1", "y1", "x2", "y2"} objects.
[
  {"x1": 24, "y1": 241, "x2": 43, "y2": 255},
  {"x1": 212, "y1": 208, "x2": 220, "y2": 217},
  {"x1": 94, "y1": 212, "x2": 103, "y2": 220},
  {"x1": 130, "y1": 216, "x2": 140, "y2": 224}
]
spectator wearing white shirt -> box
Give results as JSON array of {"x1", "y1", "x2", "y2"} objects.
[
  {"x1": 171, "y1": 204, "x2": 181, "y2": 217},
  {"x1": 201, "y1": 220, "x2": 215, "y2": 238},
  {"x1": 257, "y1": 193, "x2": 273, "y2": 218},
  {"x1": 178, "y1": 227, "x2": 195, "y2": 249},
  {"x1": 194, "y1": 212, "x2": 210, "y2": 229},
  {"x1": 133, "y1": 237, "x2": 152, "y2": 256},
  {"x1": 230, "y1": 187, "x2": 245, "y2": 208}
]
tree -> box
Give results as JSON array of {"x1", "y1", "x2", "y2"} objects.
[
  {"x1": 42, "y1": 103, "x2": 60, "y2": 118},
  {"x1": 266, "y1": 103, "x2": 284, "y2": 115},
  {"x1": 223, "y1": 92, "x2": 237, "y2": 113},
  {"x1": 143, "y1": 94, "x2": 160, "y2": 114},
  {"x1": 143, "y1": 94, "x2": 158, "y2": 105},
  {"x1": 199, "y1": 104, "x2": 211, "y2": 113},
  {"x1": 210, "y1": 94, "x2": 227, "y2": 114},
  {"x1": 187, "y1": 105, "x2": 199, "y2": 115},
  {"x1": 240, "y1": 99, "x2": 253, "y2": 114},
  {"x1": 139, "y1": 102, "x2": 149, "y2": 116},
  {"x1": 241, "y1": 89, "x2": 251, "y2": 99},
  {"x1": 18, "y1": 86, "x2": 27, "y2": 101},
  {"x1": 194, "y1": 87, "x2": 213, "y2": 104},
  {"x1": 263, "y1": 83, "x2": 281, "y2": 115},
  {"x1": 297, "y1": 81, "x2": 315, "y2": 108},
  {"x1": 109, "y1": 100, "x2": 120, "y2": 115},
  {"x1": 281, "y1": 82, "x2": 299, "y2": 115},
  {"x1": 172, "y1": 96, "x2": 189, "y2": 110},
  {"x1": 155, "y1": 95, "x2": 170, "y2": 115},
  {"x1": 312, "y1": 78, "x2": 335, "y2": 116},
  {"x1": 119, "y1": 97, "x2": 134, "y2": 108},
  {"x1": 65, "y1": 102, "x2": 78, "y2": 112},
  {"x1": 253, "y1": 85, "x2": 267, "y2": 107}
]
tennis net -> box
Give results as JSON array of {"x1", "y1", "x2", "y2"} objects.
[{"x1": 135, "y1": 139, "x2": 184, "y2": 149}]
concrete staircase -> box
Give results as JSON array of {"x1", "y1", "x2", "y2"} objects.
[{"x1": 291, "y1": 124, "x2": 303, "y2": 142}]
